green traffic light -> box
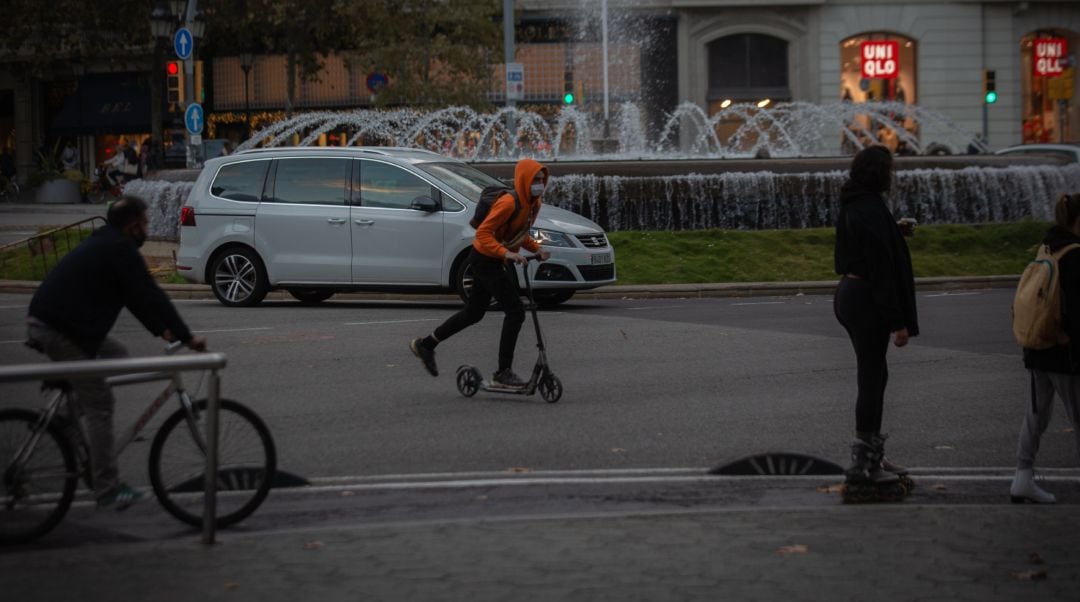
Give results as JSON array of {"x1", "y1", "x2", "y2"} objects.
[
  {"x1": 985, "y1": 91, "x2": 997, "y2": 104},
  {"x1": 563, "y1": 93, "x2": 575, "y2": 104}
]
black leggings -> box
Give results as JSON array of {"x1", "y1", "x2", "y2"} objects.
[
  {"x1": 834, "y1": 276, "x2": 891, "y2": 433},
  {"x1": 434, "y1": 250, "x2": 525, "y2": 372}
]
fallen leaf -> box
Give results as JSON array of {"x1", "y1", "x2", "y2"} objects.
[
  {"x1": 223, "y1": 582, "x2": 240, "y2": 591},
  {"x1": 339, "y1": 491, "x2": 355, "y2": 497},
  {"x1": 1064, "y1": 427, "x2": 1074, "y2": 433},
  {"x1": 475, "y1": 495, "x2": 488, "y2": 501},
  {"x1": 611, "y1": 448, "x2": 627, "y2": 453},
  {"x1": 777, "y1": 544, "x2": 809, "y2": 556},
  {"x1": 303, "y1": 541, "x2": 324, "y2": 550},
  {"x1": 930, "y1": 484, "x2": 947, "y2": 491},
  {"x1": 507, "y1": 467, "x2": 532, "y2": 473},
  {"x1": 1013, "y1": 570, "x2": 1047, "y2": 581},
  {"x1": 619, "y1": 329, "x2": 628, "y2": 339},
  {"x1": 1029, "y1": 552, "x2": 1044, "y2": 565},
  {"x1": 817, "y1": 483, "x2": 845, "y2": 494},
  {"x1": 934, "y1": 445, "x2": 955, "y2": 450}
]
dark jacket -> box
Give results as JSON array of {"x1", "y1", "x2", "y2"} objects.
[
  {"x1": 28, "y1": 224, "x2": 192, "y2": 356},
  {"x1": 1023, "y1": 226, "x2": 1080, "y2": 373},
  {"x1": 834, "y1": 184, "x2": 920, "y2": 336}
]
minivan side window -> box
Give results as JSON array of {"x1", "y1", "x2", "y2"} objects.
[
  {"x1": 358, "y1": 160, "x2": 436, "y2": 209},
  {"x1": 270, "y1": 158, "x2": 349, "y2": 205},
  {"x1": 210, "y1": 160, "x2": 270, "y2": 202}
]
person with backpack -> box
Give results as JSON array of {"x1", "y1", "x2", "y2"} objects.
[
  {"x1": 1010, "y1": 192, "x2": 1080, "y2": 504},
  {"x1": 410, "y1": 158, "x2": 551, "y2": 388},
  {"x1": 833, "y1": 145, "x2": 919, "y2": 495}
]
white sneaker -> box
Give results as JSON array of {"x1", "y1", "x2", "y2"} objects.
[{"x1": 1010, "y1": 468, "x2": 1056, "y2": 504}]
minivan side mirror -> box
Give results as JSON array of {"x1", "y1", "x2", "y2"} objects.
[{"x1": 410, "y1": 196, "x2": 439, "y2": 212}]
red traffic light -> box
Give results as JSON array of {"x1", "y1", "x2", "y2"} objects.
[{"x1": 167, "y1": 62, "x2": 180, "y2": 75}]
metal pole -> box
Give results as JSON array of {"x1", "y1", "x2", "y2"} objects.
[
  {"x1": 503, "y1": 0, "x2": 516, "y2": 146},
  {"x1": 601, "y1": 0, "x2": 610, "y2": 124},
  {"x1": 201, "y1": 368, "x2": 220, "y2": 544},
  {"x1": 183, "y1": 0, "x2": 199, "y2": 168}
]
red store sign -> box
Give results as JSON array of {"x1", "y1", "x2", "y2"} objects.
[
  {"x1": 861, "y1": 41, "x2": 899, "y2": 79},
  {"x1": 1034, "y1": 38, "x2": 1067, "y2": 77}
]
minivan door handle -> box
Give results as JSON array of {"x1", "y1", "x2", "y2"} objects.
[
  {"x1": 354, "y1": 219, "x2": 375, "y2": 226},
  {"x1": 327, "y1": 218, "x2": 346, "y2": 224}
]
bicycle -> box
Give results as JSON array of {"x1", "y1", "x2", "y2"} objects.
[{"x1": 0, "y1": 342, "x2": 276, "y2": 544}]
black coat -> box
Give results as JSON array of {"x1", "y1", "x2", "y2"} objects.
[
  {"x1": 1023, "y1": 226, "x2": 1080, "y2": 373},
  {"x1": 834, "y1": 185, "x2": 920, "y2": 336},
  {"x1": 28, "y1": 224, "x2": 192, "y2": 356}
]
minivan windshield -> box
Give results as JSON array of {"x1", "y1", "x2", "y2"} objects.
[{"x1": 416, "y1": 161, "x2": 505, "y2": 202}]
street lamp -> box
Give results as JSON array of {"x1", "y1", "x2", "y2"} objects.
[{"x1": 239, "y1": 53, "x2": 254, "y2": 139}]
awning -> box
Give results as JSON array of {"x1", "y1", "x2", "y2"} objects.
[{"x1": 50, "y1": 73, "x2": 152, "y2": 135}]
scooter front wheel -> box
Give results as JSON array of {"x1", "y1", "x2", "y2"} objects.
[
  {"x1": 456, "y1": 366, "x2": 482, "y2": 397},
  {"x1": 539, "y1": 373, "x2": 563, "y2": 403}
]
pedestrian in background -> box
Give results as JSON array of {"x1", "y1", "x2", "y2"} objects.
[
  {"x1": 1011, "y1": 192, "x2": 1080, "y2": 504},
  {"x1": 833, "y1": 144, "x2": 919, "y2": 488}
]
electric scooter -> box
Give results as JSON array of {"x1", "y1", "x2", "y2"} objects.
[{"x1": 455, "y1": 256, "x2": 564, "y2": 403}]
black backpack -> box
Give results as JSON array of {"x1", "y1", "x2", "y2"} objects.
[{"x1": 470, "y1": 185, "x2": 519, "y2": 229}]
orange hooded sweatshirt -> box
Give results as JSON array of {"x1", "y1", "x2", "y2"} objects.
[{"x1": 473, "y1": 158, "x2": 547, "y2": 259}]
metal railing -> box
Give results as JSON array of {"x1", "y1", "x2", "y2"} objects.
[
  {"x1": 0, "y1": 352, "x2": 228, "y2": 544},
  {"x1": 0, "y1": 217, "x2": 106, "y2": 280}
]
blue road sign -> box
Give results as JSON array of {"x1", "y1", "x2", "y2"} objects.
[
  {"x1": 174, "y1": 28, "x2": 193, "y2": 60},
  {"x1": 184, "y1": 103, "x2": 204, "y2": 135}
]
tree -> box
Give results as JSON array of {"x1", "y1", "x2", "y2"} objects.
[
  {"x1": 0, "y1": 0, "x2": 153, "y2": 74},
  {"x1": 341, "y1": 0, "x2": 501, "y2": 109}
]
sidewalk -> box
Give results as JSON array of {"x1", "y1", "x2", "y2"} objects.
[{"x1": 0, "y1": 495, "x2": 1074, "y2": 601}]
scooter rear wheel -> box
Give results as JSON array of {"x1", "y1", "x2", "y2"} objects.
[
  {"x1": 539, "y1": 374, "x2": 563, "y2": 403},
  {"x1": 456, "y1": 366, "x2": 482, "y2": 397}
]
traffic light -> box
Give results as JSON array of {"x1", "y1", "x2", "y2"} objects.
[
  {"x1": 563, "y1": 70, "x2": 574, "y2": 105},
  {"x1": 983, "y1": 69, "x2": 997, "y2": 104},
  {"x1": 166, "y1": 61, "x2": 184, "y2": 107}
]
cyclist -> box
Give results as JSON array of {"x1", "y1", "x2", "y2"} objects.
[
  {"x1": 410, "y1": 157, "x2": 551, "y2": 388},
  {"x1": 25, "y1": 196, "x2": 207, "y2": 510}
]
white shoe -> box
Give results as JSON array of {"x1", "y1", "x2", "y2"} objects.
[{"x1": 1010, "y1": 468, "x2": 1056, "y2": 504}]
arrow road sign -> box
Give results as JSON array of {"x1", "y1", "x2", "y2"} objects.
[
  {"x1": 174, "y1": 28, "x2": 193, "y2": 60},
  {"x1": 184, "y1": 103, "x2": 204, "y2": 135}
]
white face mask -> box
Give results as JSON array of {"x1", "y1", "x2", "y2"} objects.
[{"x1": 530, "y1": 182, "x2": 546, "y2": 198}]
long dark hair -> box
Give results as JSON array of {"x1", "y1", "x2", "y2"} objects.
[
  {"x1": 847, "y1": 145, "x2": 894, "y2": 194},
  {"x1": 1054, "y1": 192, "x2": 1080, "y2": 230},
  {"x1": 106, "y1": 195, "x2": 148, "y2": 228}
]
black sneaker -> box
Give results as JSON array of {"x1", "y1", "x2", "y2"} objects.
[
  {"x1": 410, "y1": 338, "x2": 438, "y2": 377},
  {"x1": 492, "y1": 369, "x2": 527, "y2": 388},
  {"x1": 96, "y1": 482, "x2": 144, "y2": 511}
]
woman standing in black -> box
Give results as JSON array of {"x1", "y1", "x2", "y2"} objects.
[{"x1": 834, "y1": 145, "x2": 919, "y2": 492}]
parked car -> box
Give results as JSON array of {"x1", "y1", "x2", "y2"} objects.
[
  {"x1": 994, "y1": 143, "x2": 1080, "y2": 163},
  {"x1": 176, "y1": 146, "x2": 616, "y2": 307}
]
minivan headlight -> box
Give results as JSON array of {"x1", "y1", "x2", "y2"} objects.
[{"x1": 529, "y1": 228, "x2": 574, "y2": 248}]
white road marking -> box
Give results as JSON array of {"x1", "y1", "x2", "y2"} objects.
[
  {"x1": 923, "y1": 292, "x2": 983, "y2": 298},
  {"x1": 626, "y1": 305, "x2": 683, "y2": 311},
  {"x1": 0, "y1": 305, "x2": 28, "y2": 310},
  {"x1": 343, "y1": 318, "x2": 441, "y2": 326},
  {"x1": 731, "y1": 301, "x2": 786, "y2": 306},
  {"x1": 0, "y1": 339, "x2": 26, "y2": 345}
]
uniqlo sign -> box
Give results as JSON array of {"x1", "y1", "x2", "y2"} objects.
[
  {"x1": 861, "y1": 41, "x2": 899, "y2": 79},
  {"x1": 1034, "y1": 38, "x2": 1067, "y2": 77}
]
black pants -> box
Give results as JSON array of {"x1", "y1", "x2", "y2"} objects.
[
  {"x1": 834, "y1": 276, "x2": 890, "y2": 433},
  {"x1": 434, "y1": 250, "x2": 525, "y2": 372}
]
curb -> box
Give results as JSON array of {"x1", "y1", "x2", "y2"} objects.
[{"x1": 0, "y1": 275, "x2": 1020, "y2": 301}]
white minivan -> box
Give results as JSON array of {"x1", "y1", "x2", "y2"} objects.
[{"x1": 176, "y1": 147, "x2": 616, "y2": 307}]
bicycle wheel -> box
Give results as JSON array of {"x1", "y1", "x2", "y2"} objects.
[
  {"x1": 149, "y1": 399, "x2": 276, "y2": 528},
  {"x1": 0, "y1": 409, "x2": 78, "y2": 544}
]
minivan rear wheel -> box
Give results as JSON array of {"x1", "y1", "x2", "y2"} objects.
[{"x1": 211, "y1": 247, "x2": 269, "y2": 307}]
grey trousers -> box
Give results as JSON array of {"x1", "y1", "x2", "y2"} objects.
[
  {"x1": 1017, "y1": 370, "x2": 1080, "y2": 470},
  {"x1": 26, "y1": 321, "x2": 128, "y2": 495}
]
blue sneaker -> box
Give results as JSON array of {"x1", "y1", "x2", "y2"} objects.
[{"x1": 96, "y1": 483, "x2": 144, "y2": 511}]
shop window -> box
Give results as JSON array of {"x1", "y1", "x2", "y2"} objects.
[
  {"x1": 839, "y1": 33, "x2": 918, "y2": 154},
  {"x1": 707, "y1": 33, "x2": 789, "y2": 109},
  {"x1": 1020, "y1": 30, "x2": 1078, "y2": 144}
]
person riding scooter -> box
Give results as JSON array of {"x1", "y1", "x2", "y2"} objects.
[{"x1": 410, "y1": 157, "x2": 552, "y2": 388}]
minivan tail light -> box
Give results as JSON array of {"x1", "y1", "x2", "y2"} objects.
[{"x1": 179, "y1": 206, "x2": 196, "y2": 227}]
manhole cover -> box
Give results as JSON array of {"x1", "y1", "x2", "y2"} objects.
[{"x1": 710, "y1": 452, "x2": 843, "y2": 476}]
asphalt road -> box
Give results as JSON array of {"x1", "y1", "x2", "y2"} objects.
[{"x1": 1, "y1": 287, "x2": 1074, "y2": 487}]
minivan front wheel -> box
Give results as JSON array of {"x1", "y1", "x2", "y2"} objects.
[{"x1": 211, "y1": 247, "x2": 269, "y2": 307}]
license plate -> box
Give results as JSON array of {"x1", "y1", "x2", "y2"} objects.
[{"x1": 590, "y1": 253, "x2": 611, "y2": 265}]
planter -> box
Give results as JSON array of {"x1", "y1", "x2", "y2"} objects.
[{"x1": 35, "y1": 178, "x2": 81, "y2": 204}]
